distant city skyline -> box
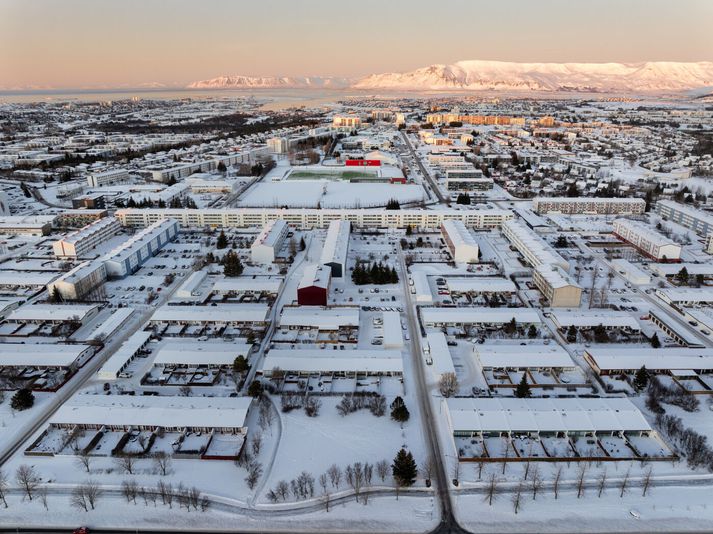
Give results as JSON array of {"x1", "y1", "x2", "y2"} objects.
[{"x1": 1, "y1": 0, "x2": 712, "y2": 89}]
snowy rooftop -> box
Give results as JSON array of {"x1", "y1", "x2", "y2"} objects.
[
  {"x1": 0, "y1": 342, "x2": 91, "y2": 367},
  {"x1": 50, "y1": 395, "x2": 252, "y2": 430},
  {"x1": 550, "y1": 309, "x2": 639, "y2": 330},
  {"x1": 447, "y1": 397, "x2": 651, "y2": 433},
  {"x1": 262, "y1": 348, "x2": 403, "y2": 374},
  {"x1": 319, "y1": 219, "x2": 350, "y2": 267},
  {"x1": 421, "y1": 307, "x2": 541, "y2": 325},
  {"x1": 446, "y1": 277, "x2": 517, "y2": 294},
  {"x1": 657, "y1": 287, "x2": 713, "y2": 303},
  {"x1": 151, "y1": 303, "x2": 270, "y2": 323},
  {"x1": 153, "y1": 340, "x2": 252, "y2": 366},
  {"x1": 6, "y1": 303, "x2": 99, "y2": 322},
  {"x1": 211, "y1": 276, "x2": 283, "y2": 294},
  {"x1": 298, "y1": 264, "x2": 331, "y2": 290},
  {"x1": 475, "y1": 344, "x2": 575, "y2": 369},
  {"x1": 279, "y1": 306, "x2": 359, "y2": 330},
  {"x1": 585, "y1": 347, "x2": 713, "y2": 372}
]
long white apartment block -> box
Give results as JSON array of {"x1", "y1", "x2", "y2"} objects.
[
  {"x1": 87, "y1": 168, "x2": 129, "y2": 188},
  {"x1": 52, "y1": 216, "x2": 121, "y2": 259},
  {"x1": 501, "y1": 219, "x2": 569, "y2": 270},
  {"x1": 612, "y1": 218, "x2": 681, "y2": 261},
  {"x1": 655, "y1": 200, "x2": 713, "y2": 241},
  {"x1": 115, "y1": 207, "x2": 514, "y2": 231},
  {"x1": 251, "y1": 219, "x2": 289, "y2": 264},
  {"x1": 101, "y1": 218, "x2": 179, "y2": 278},
  {"x1": 441, "y1": 220, "x2": 479, "y2": 263},
  {"x1": 532, "y1": 197, "x2": 646, "y2": 215}
]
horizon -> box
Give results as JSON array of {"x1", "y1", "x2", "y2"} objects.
[{"x1": 1, "y1": 0, "x2": 712, "y2": 89}]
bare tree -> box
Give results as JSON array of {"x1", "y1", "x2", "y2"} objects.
[
  {"x1": 530, "y1": 466, "x2": 543, "y2": 500},
  {"x1": 501, "y1": 440, "x2": 510, "y2": 475},
  {"x1": 452, "y1": 461, "x2": 461, "y2": 485},
  {"x1": 327, "y1": 464, "x2": 342, "y2": 489},
  {"x1": 276, "y1": 480, "x2": 290, "y2": 501},
  {"x1": 620, "y1": 468, "x2": 630, "y2": 498},
  {"x1": 642, "y1": 466, "x2": 653, "y2": 497},
  {"x1": 122, "y1": 479, "x2": 139, "y2": 504},
  {"x1": 258, "y1": 397, "x2": 275, "y2": 433},
  {"x1": 345, "y1": 464, "x2": 354, "y2": 489},
  {"x1": 484, "y1": 473, "x2": 499, "y2": 506},
  {"x1": 16, "y1": 465, "x2": 40, "y2": 501},
  {"x1": 246, "y1": 461, "x2": 263, "y2": 490},
  {"x1": 84, "y1": 479, "x2": 102, "y2": 510},
  {"x1": 71, "y1": 486, "x2": 88, "y2": 512},
  {"x1": 115, "y1": 455, "x2": 135, "y2": 475},
  {"x1": 38, "y1": 486, "x2": 49, "y2": 511},
  {"x1": 353, "y1": 462, "x2": 364, "y2": 502},
  {"x1": 153, "y1": 452, "x2": 172, "y2": 476},
  {"x1": 597, "y1": 469, "x2": 608, "y2": 498},
  {"x1": 251, "y1": 433, "x2": 263, "y2": 456},
  {"x1": 420, "y1": 458, "x2": 434, "y2": 483},
  {"x1": 0, "y1": 469, "x2": 8, "y2": 508},
  {"x1": 376, "y1": 460, "x2": 389, "y2": 483},
  {"x1": 512, "y1": 481, "x2": 524, "y2": 514},
  {"x1": 577, "y1": 464, "x2": 587, "y2": 498},
  {"x1": 75, "y1": 450, "x2": 92, "y2": 473},
  {"x1": 552, "y1": 465, "x2": 563, "y2": 500},
  {"x1": 438, "y1": 372, "x2": 459, "y2": 397},
  {"x1": 319, "y1": 473, "x2": 328, "y2": 495}
]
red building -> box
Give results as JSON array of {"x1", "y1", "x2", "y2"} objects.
[
  {"x1": 345, "y1": 159, "x2": 381, "y2": 167},
  {"x1": 297, "y1": 265, "x2": 331, "y2": 306}
]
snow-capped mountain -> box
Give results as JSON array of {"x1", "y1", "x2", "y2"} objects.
[
  {"x1": 187, "y1": 75, "x2": 352, "y2": 89},
  {"x1": 352, "y1": 60, "x2": 713, "y2": 92}
]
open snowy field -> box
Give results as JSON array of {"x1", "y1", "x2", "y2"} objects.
[{"x1": 238, "y1": 181, "x2": 426, "y2": 208}]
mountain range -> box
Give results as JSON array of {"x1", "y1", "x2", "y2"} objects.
[{"x1": 188, "y1": 60, "x2": 713, "y2": 93}]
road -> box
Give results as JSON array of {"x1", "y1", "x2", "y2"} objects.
[
  {"x1": 400, "y1": 131, "x2": 450, "y2": 206},
  {"x1": 0, "y1": 271, "x2": 187, "y2": 467},
  {"x1": 397, "y1": 249, "x2": 468, "y2": 534}
]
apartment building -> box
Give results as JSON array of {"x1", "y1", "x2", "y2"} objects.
[
  {"x1": 47, "y1": 261, "x2": 108, "y2": 301},
  {"x1": 656, "y1": 200, "x2": 713, "y2": 238},
  {"x1": 87, "y1": 168, "x2": 129, "y2": 188},
  {"x1": 612, "y1": 218, "x2": 681, "y2": 261},
  {"x1": 532, "y1": 197, "x2": 646, "y2": 215},
  {"x1": 115, "y1": 207, "x2": 514, "y2": 231},
  {"x1": 533, "y1": 264, "x2": 582, "y2": 308},
  {"x1": 251, "y1": 219, "x2": 289, "y2": 264},
  {"x1": 320, "y1": 220, "x2": 350, "y2": 277},
  {"x1": 102, "y1": 218, "x2": 179, "y2": 278},
  {"x1": 441, "y1": 220, "x2": 479, "y2": 263},
  {"x1": 52, "y1": 217, "x2": 121, "y2": 259}
]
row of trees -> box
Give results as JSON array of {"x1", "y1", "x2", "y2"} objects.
[{"x1": 351, "y1": 262, "x2": 398, "y2": 285}]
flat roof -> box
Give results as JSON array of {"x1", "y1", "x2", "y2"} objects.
[
  {"x1": 319, "y1": 219, "x2": 350, "y2": 267},
  {"x1": 613, "y1": 218, "x2": 678, "y2": 249},
  {"x1": 653, "y1": 263, "x2": 713, "y2": 277},
  {"x1": 279, "y1": 306, "x2": 359, "y2": 330},
  {"x1": 421, "y1": 307, "x2": 541, "y2": 325},
  {"x1": 211, "y1": 276, "x2": 283, "y2": 293},
  {"x1": 151, "y1": 303, "x2": 269, "y2": 323},
  {"x1": 98, "y1": 330, "x2": 152, "y2": 378},
  {"x1": 153, "y1": 341, "x2": 252, "y2": 366},
  {"x1": 0, "y1": 343, "x2": 91, "y2": 367},
  {"x1": 448, "y1": 397, "x2": 651, "y2": 433},
  {"x1": 657, "y1": 287, "x2": 713, "y2": 303},
  {"x1": 426, "y1": 331, "x2": 455, "y2": 375},
  {"x1": 56, "y1": 217, "x2": 119, "y2": 246},
  {"x1": 442, "y1": 219, "x2": 478, "y2": 249},
  {"x1": 7, "y1": 303, "x2": 99, "y2": 322},
  {"x1": 0, "y1": 271, "x2": 60, "y2": 287},
  {"x1": 262, "y1": 348, "x2": 403, "y2": 374},
  {"x1": 475, "y1": 344, "x2": 575, "y2": 369},
  {"x1": 298, "y1": 264, "x2": 331, "y2": 290},
  {"x1": 585, "y1": 347, "x2": 713, "y2": 371},
  {"x1": 551, "y1": 309, "x2": 640, "y2": 330},
  {"x1": 50, "y1": 395, "x2": 252, "y2": 429},
  {"x1": 251, "y1": 219, "x2": 287, "y2": 249}
]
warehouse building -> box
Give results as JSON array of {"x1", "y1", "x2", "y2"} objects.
[
  {"x1": 612, "y1": 218, "x2": 681, "y2": 262},
  {"x1": 250, "y1": 219, "x2": 289, "y2": 264},
  {"x1": 319, "y1": 220, "x2": 350, "y2": 277},
  {"x1": 297, "y1": 264, "x2": 331, "y2": 306}
]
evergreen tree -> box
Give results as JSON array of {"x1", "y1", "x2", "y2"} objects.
[
  {"x1": 11, "y1": 388, "x2": 34, "y2": 411},
  {"x1": 515, "y1": 374, "x2": 531, "y2": 398},
  {"x1": 633, "y1": 366, "x2": 649, "y2": 390},
  {"x1": 676, "y1": 266, "x2": 690, "y2": 286},
  {"x1": 216, "y1": 230, "x2": 228, "y2": 250},
  {"x1": 247, "y1": 380, "x2": 263, "y2": 398},
  {"x1": 233, "y1": 355, "x2": 249, "y2": 373},
  {"x1": 593, "y1": 324, "x2": 609, "y2": 343},
  {"x1": 650, "y1": 333, "x2": 661, "y2": 349},
  {"x1": 222, "y1": 250, "x2": 244, "y2": 277},
  {"x1": 527, "y1": 325, "x2": 538, "y2": 339},
  {"x1": 392, "y1": 449, "x2": 418, "y2": 487},
  {"x1": 390, "y1": 396, "x2": 410, "y2": 423},
  {"x1": 405, "y1": 225, "x2": 413, "y2": 236},
  {"x1": 385, "y1": 198, "x2": 401, "y2": 210},
  {"x1": 299, "y1": 237, "x2": 306, "y2": 251},
  {"x1": 566, "y1": 325, "x2": 578, "y2": 343}
]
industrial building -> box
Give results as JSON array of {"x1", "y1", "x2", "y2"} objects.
[
  {"x1": 319, "y1": 220, "x2": 350, "y2": 277},
  {"x1": 297, "y1": 264, "x2": 331, "y2": 306}
]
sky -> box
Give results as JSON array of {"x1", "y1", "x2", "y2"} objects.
[{"x1": 1, "y1": 0, "x2": 712, "y2": 89}]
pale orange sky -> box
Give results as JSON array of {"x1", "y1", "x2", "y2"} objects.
[{"x1": 1, "y1": 0, "x2": 712, "y2": 89}]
